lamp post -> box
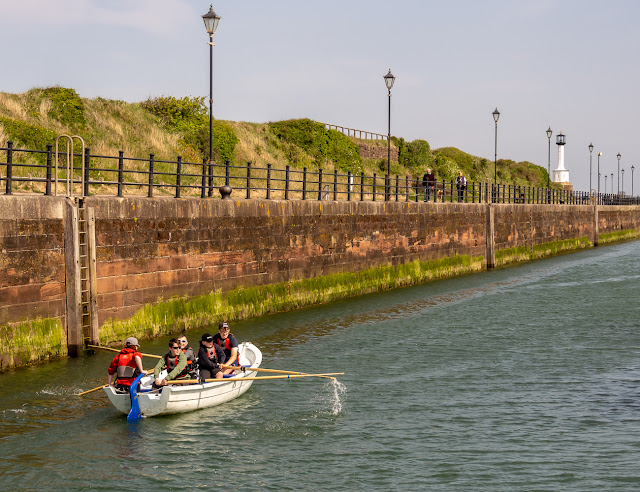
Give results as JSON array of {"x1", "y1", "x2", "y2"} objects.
[
  {"x1": 588, "y1": 143, "x2": 594, "y2": 192},
  {"x1": 383, "y1": 69, "x2": 395, "y2": 201},
  {"x1": 611, "y1": 173, "x2": 614, "y2": 189},
  {"x1": 202, "y1": 5, "x2": 221, "y2": 180},
  {"x1": 492, "y1": 108, "x2": 500, "y2": 182},
  {"x1": 632, "y1": 165, "x2": 635, "y2": 196},
  {"x1": 546, "y1": 127, "x2": 552, "y2": 188},
  {"x1": 604, "y1": 174, "x2": 607, "y2": 194},
  {"x1": 622, "y1": 168, "x2": 625, "y2": 196},
  {"x1": 597, "y1": 152, "x2": 602, "y2": 197},
  {"x1": 617, "y1": 152, "x2": 621, "y2": 194}
]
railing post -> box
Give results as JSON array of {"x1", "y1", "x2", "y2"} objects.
[
  {"x1": 347, "y1": 171, "x2": 352, "y2": 201},
  {"x1": 208, "y1": 161, "x2": 213, "y2": 197},
  {"x1": 148, "y1": 153, "x2": 154, "y2": 198},
  {"x1": 360, "y1": 172, "x2": 364, "y2": 201},
  {"x1": 201, "y1": 158, "x2": 207, "y2": 198},
  {"x1": 333, "y1": 169, "x2": 338, "y2": 201},
  {"x1": 83, "y1": 147, "x2": 90, "y2": 196},
  {"x1": 285, "y1": 165, "x2": 290, "y2": 200},
  {"x1": 266, "y1": 163, "x2": 271, "y2": 199},
  {"x1": 372, "y1": 173, "x2": 376, "y2": 201},
  {"x1": 175, "y1": 156, "x2": 182, "y2": 198},
  {"x1": 45, "y1": 143, "x2": 53, "y2": 196},
  {"x1": 246, "y1": 161, "x2": 252, "y2": 199},
  {"x1": 302, "y1": 167, "x2": 307, "y2": 200},
  {"x1": 395, "y1": 175, "x2": 399, "y2": 201},
  {"x1": 117, "y1": 150, "x2": 124, "y2": 197},
  {"x1": 318, "y1": 168, "x2": 323, "y2": 201},
  {"x1": 5, "y1": 140, "x2": 12, "y2": 195},
  {"x1": 225, "y1": 159, "x2": 230, "y2": 186}
]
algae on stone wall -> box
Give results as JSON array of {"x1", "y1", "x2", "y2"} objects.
[
  {"x1": 99, "y1": 254, "x2": 484, "y2": 346},
  {"x1": 495, "y1": 237, "x2": 592, "y2": 267},
  {"x1": 0, "y1": 318, "x2": 67, "y2": 371},
  {"x1": 598, "y1": 228, "x2": 640, "y2": 245}
]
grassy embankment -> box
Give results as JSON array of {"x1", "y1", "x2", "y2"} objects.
[{"x1": 0, "y1": 87, "x2": 555, "y2": 198}]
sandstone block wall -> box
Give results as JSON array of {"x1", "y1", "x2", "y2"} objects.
[
  {"x1": 0, "y1": 196, "x2": 66, "y2": 324},
  {"x1": 87, "y1": 197, "x2": 487, "y2": 327}
]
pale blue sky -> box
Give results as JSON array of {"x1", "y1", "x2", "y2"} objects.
[{"x1": 2, "y1": 0, "x2": 640, "y2": 192}]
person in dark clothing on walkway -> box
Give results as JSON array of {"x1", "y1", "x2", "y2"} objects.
[
  {"x1": 197, "y1": 333, "x2": 225, "y2": 381},
  {"x1": 422, "y1": 168, "x2": 435, "y2": 202},
  {"x1": 455, "y1": 171, "x2": 467, "y2": 202}
]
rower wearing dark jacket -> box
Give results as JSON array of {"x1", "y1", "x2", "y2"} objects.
[
  {"x1": 198, "y1": 333, "x2": 225, "y2": 381},
  {"x1": 213, "y1": 321, "x2": 239, "y2": 374},
  {"x1": 107, "y1": 336, "x2": 145, "y2": 391}
]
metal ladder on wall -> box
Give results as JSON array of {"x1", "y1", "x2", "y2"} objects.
[{"x1": 78, "y1": 199, "x2": 97, "y2": 345}]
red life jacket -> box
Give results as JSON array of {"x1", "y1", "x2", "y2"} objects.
[{"x1": 114, "y1": 349, "x2": 142, "y2": 387}]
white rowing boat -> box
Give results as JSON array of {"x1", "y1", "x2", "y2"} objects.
[{"x1": 104, "y1": 342, "x2": 262, "y2": 418}]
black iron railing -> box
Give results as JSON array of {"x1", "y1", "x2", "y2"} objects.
[{"x1": 1, "y1": 141, "x2": 639, "y2": 205}]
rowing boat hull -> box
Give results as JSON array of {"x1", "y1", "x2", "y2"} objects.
[{"x1": 104, "y1": 342, "x2": 262, "y2": 417}]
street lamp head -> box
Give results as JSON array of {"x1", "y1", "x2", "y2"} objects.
[
  {"x1": 202, "y1": 5, "x2": 221, "y2": 35},
  {"x1": 598, "y1": 152, "x2": 602, "y2": 157},
  {"x1": 492, "y1": 107, "x2": 500, "y2": 123},
  {"x1": 617, "y1": 152, "x2": 621, "y2": 160},
  {"x1": 546, "y1": 127, "x2": 552, "y2": 139},
  {"x1": 383, "y1": 69, "x2": 395, "y2": 91},
  {"x1": 622, "y1": 168, "x2": 625, "y2": 175},
  {"x1": 588, "y1": 142, "x2": 594, "y2": 153},
  {"x1": 632, "y1": 165, "x2": 635, "y2": 171}
]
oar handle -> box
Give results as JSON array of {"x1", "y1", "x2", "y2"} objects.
[{"x1": 87, "y1": 344, "x2": 161, "y2": 359}]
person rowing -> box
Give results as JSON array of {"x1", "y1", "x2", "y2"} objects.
[
  {"x1": 107, "y1": 337, "x2": 145, "y2": 392},
  {"x1": 198, "y1": 333, "x2": 225, "y2": 381},
  {"x1": 213, "y1": 321, "x2": 239, "y2": 374},
  {"x1": 153, "y1": 338, "x2": 189, "y2": 388},
  {"x1": 177, "y1": 334, "x2": 197, "y2": 378}
]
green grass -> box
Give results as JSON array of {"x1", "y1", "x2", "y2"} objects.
[{"x1": 0, "y1": 87, "x2": 556, "y2": 196}]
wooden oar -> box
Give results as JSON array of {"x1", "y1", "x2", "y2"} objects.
[
  {"x1": 220, "y1": 364, "x2": 338, "y2": 380},
  {"x1": 76, "y1": 384, "x2": 108, "y2": 396},
  {"x1": 76, "y1": 369, "x2": 153, "y2": 396},
  {"x1": 87, "y1": 344, "x2": 162, "y2": 359},
  {"x1": 165, "y1": 372, "x2": 344, "y2": 384}
]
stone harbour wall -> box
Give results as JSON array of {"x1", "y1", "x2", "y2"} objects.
[{"x1": 1, "y1": 195, "x2": 639, "y2": 370}]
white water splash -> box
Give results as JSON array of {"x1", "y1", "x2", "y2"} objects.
[{"x1": 328, "y1": 379, "x2": 346, "y2": 415}]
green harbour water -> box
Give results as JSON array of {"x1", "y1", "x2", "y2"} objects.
[{"x1": 1, "y1": 240, "x2": 640, "y2": 490}]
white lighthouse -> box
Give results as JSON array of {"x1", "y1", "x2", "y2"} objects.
[{"x1": 553, "y1": 131, "x2": 571, "y2": 187}]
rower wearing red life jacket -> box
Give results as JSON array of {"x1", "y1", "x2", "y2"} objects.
[
  {"x1": 176, "y1": 335, "x2": 197, "y2": 378},
  {"x1": 213, "y1": 321, "x2": 239, "y2": 375},
  {"x1": 107, "y1": 337, "x2": 144, "y2": 391},
  {"x1": 153, "y1": 338, "x2": 189, "y2": 387}
]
